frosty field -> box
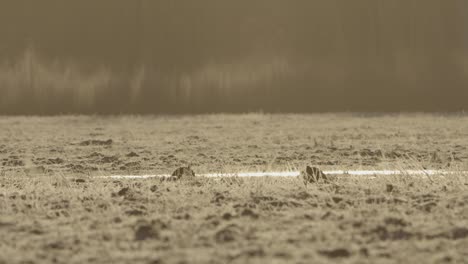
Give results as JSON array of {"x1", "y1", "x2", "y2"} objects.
[{"x1": 1, "y1": 114, "x2": 468, "y2": 263}]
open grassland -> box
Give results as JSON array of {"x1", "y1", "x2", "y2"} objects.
[
  {"x1": 1, "y1": 114, "x2": 468, "y2": 263},
  {"x1": 1, "y1": 113, "x2": 468, "y2": 177},
  {"x1": 1, "y1": 175, "x2": 468, "y2": 264}
]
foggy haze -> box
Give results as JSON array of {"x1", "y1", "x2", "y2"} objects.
[{"x1": 1, "y1": 0, "x2": 467, "y2": 114}]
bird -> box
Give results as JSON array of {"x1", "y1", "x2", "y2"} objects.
[
  {"x1": 170, "y1": 165, "x2": 195, "y2": 180},
  {"x1": 301, "y1": 166, "x2": 328, "y2": 185}
]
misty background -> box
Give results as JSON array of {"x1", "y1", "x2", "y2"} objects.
[{"x1": 0, "y1": 0, "x2": 467, "y2": 114}]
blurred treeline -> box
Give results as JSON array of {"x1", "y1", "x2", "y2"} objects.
[{"x1": 0, "y1": 0, "x2": 467, "y2": 114}]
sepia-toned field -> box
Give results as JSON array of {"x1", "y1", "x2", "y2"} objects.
[{"x1": 1, "y1": 114, "x2": 468, "y2": 263}]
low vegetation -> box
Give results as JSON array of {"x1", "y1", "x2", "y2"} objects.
[
  {"x1": 1, "y1": 174, "x2": 467, "y2": 264},
  {"x1": 1, "y1": 114, "x2": 468, "y2": 263}
]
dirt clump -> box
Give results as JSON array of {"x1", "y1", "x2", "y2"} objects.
[
  {"x1": 46, "y1": 157, "x2": 64, "y2": 164},
  {"x1": 126, "y1": 151, "x2": 139, "y2": 157},
  {"x1": 134, "y1": 223, "x2": 160, "y2": 241},
  {"x1": 2, "y1": 157, "x2": 25, "y2": 167},
  {"x1": 112, "y1": 187, "x2": 144, "y2": 201},
  {"x1": 318, "y1": 248, "x2": 352, "y2": 258},
  {"x1": 79, "y1": 139, "x2": 113, "y2": 146},
  {"x1": 215, "y1": 224, "x2": 242, "y2": 243}
]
